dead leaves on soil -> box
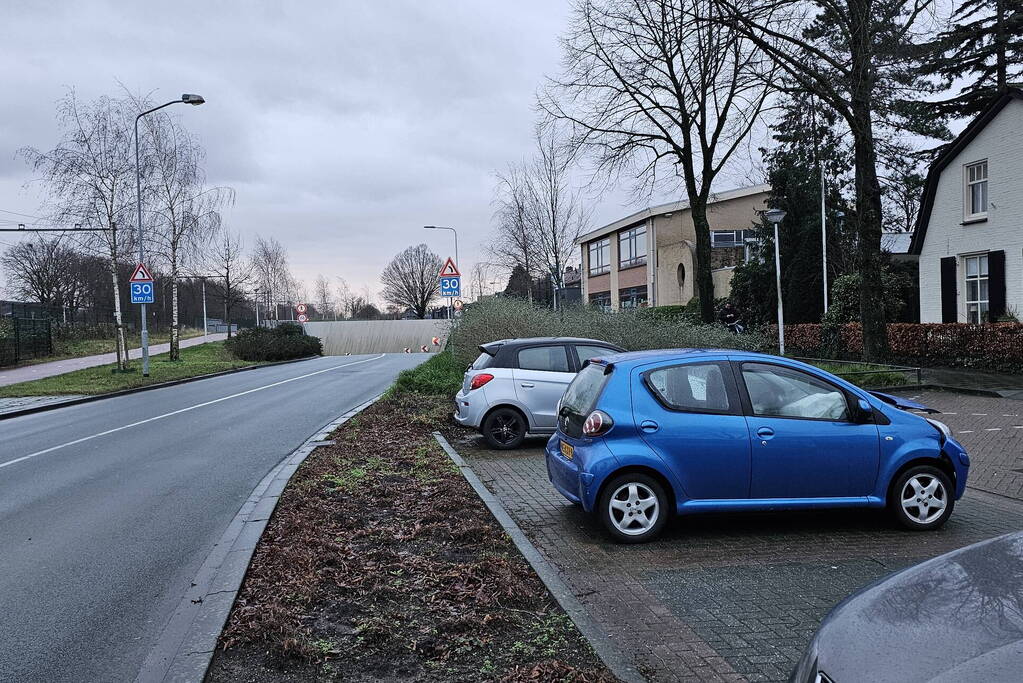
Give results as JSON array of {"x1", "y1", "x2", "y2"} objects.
[{"x1": 216, "y1": 394, "x2": 613, "y2": 682}]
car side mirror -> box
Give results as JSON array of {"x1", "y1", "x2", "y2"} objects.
[{"x1": 856, "y1": 398, "x2": 873, "y2": 423}]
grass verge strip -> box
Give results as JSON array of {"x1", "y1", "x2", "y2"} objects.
[
  {"x1": 0, "y1": 342, "x2": 260, "y2": 397},
  {"x1": 207, "y1": 393, "x2": 614, "y2": 682}
]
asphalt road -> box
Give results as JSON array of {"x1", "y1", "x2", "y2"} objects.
[{"x1": 0, "y1": 353, "x2": 427, "y2": 683}]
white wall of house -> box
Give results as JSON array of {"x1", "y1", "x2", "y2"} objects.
[{"x1": 919, "y1": 98, "x2": 1023, "y2": 323}]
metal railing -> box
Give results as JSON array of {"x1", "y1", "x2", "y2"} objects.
[
  {"x1": 792, "y1": 356, "x2": 923, "y2": 387},
  {"x1": 0, "y1": 318, "x2": 53, "y2": 367}
]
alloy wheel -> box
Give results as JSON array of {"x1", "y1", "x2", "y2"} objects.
[
  {"x1": 608, "y1": 482, "x2": 659, "y2": 536},
  {"x1": 490, "y1": 413, "x2": 522, "y2": 445},
  {"x1": 900, "y1": 474, "x2": 948, "y2": 525}
]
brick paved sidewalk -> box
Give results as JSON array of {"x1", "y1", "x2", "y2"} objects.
[{"x1": 443, "y1": 390, "x2": 1023, "y2": 682}]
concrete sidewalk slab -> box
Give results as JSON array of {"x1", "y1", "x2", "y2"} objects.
[{"x1": 0, "y1": 333, "x2": 228, "y2": 387}]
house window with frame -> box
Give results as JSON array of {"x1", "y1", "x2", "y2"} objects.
[
  {"x1": 589, "y1": 291, "x2": 611, "y2": 312},
  {"x1": 964, "y1": 253, "x2": 989, "y2": 323},
  {"x1": 619, "y1": 285, "x2": 648, "y2": 308},
  {"x1": 965, "y1": 160, "x2": 988, "y2": 220},
  {"x1": 588, "y1": 238, "x2": 611, "y2": 275},
  {"x1": 711, "y1": 229, "x2": 755, "y2": 248},
  {"x1": 618, "y1": 225, "x2": 647, "y2": 268}
]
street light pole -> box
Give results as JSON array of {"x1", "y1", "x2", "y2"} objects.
[
  {"x1": 424, "y1": 225, "x2": 459, "y2": 319},
  {"x1": 764, "y1": 209, "x2": 788, "y2": 355},
  {"x1": 134, "y1": 93, "x2": 205, "y2": 376},
  {"x1": 201, "y1": 277, "x2": 208, "y2": 338}
]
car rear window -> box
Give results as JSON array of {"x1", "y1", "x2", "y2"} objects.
[
  {"x1": 559, "y1": 363, "x2": 611, "y2": 437},
  {"x1": 518, "y1": 345, "x2": 570, "y2": 372},
  {"x1": 471, "y1": 352, "x2": 493, "y2": 370},
  {"x1": 573, "y1": 344, "x2": 615, "y2": 366}
]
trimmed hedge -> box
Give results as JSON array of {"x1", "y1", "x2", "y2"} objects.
[
  {"x1": 225, "y1": 323, "x2": 322, "y2": 361},
  {"x1": 776, "y1": 322, "x2": 1023, "y2": 372}
]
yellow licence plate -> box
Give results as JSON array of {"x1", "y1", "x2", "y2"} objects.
[{"x1": 560, "y1": 441, "x2": 574, "y2": 461}]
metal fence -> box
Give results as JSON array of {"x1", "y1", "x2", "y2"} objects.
[{"x1": 0, "y1": 318, "x2": 53, "y2": 367}]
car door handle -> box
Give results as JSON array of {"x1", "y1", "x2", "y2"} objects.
[
  {"x1": 640, "y1": 420, "x2": 659, "y2": 433},
  {"x1": 756, "y1": 426, "x2": 774, "y2": 438},
  {"x1": 520, "y1": 382, "x2": 535, "y2": 388}
]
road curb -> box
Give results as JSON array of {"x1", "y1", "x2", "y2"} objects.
[
  {"x1": 134, "y1": 393, "x2": 384, "y2": 683},
  {"x1": 0, "y1": 356, "x2": 319, "y2": 421},
  {"x1": 433, "y1": 431, "x2": 645, "y2": 683}
]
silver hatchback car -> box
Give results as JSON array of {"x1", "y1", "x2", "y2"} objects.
[{"x1": 454, "y1": 337, "x2": 624, "y2": 449}]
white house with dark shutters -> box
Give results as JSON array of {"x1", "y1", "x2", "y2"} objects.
[{"x1": 910, "y1": 88, "x2": 1023, "y2": 323}]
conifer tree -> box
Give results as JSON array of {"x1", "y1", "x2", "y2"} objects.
[{"x1": 920, "y1": 0, "x2": 1023, "y2": 118}]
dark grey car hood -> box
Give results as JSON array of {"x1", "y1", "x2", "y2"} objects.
[{"x1": 809, "y1": 531, "x2": 1023, "y2": 682}]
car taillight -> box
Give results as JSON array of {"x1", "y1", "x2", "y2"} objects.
[
  {"x1": 582, "y1": 410, "x2": 613, "y2": 437},
  {"x1": 470, "y1": 373, "x2": 494, "y2": 390}
]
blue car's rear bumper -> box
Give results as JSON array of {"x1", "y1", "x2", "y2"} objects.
[{"x1": 545, "y1": 434, "x2": 602, "y2": 511}]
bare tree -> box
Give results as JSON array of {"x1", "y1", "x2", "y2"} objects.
[
  {"x1": 380, "y1": 243, "x2": 442, "y2": 318},
  {"x1": 205, "y1": 227, "x2": 253, "y2": 338},
  {"x1": 250, "y1": 235, "x2": 295, "y2": 321},
  {"x1": 526, "y1": 126, "x2": 589, "y2": 302},
  {"x1": 137, "y1": 104, "x2": 231, "y2": 359},
  {"x1": 716, "y1": 0, "x2": 945, "y2": 359},
  {"x1": 492, "y1": 164, "x2": 538, "y2": 302},
  {"x1": 541, "y1": 0, "x2": 775, "y2": 323},
  {"x1": 21, "y1": 92, "x2": 137, "y2": 369},
  {"x1": 0, "y1": 237, "x2": 85, "y2": 311},
  {"x1": 313, "y1": 274, "x2": 334, "y2": 319}
]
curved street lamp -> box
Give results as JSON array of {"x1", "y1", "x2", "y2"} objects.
[{"x1": 134, "y1": 94, "x2": 205, "y2": 376}]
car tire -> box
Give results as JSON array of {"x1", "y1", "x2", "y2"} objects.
[
  {"x1": 481, "y1": 407, "x2": 527, "y2": 450},
  {"x1": 598, "y1": 472, "x2": 669, "y2": 544},
  {"x1": 890, "y1": 465, "x2": 955, "y2": 531}
]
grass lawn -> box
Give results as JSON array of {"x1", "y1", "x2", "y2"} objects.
[
  {"x1": 20, "y1": 327, "x2": 206, "y2": 366},
  {"x1": 0, "y1": 341, "x2": 261, "y2": 397}
]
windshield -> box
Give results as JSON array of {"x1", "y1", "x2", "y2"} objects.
[{"x1": 560, "y1": 363, "x2": 611, "y2": 437}]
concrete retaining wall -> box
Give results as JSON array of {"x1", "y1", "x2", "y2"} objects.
[{"x1": 304, "y1": 320, "x2": 450, "y2": 355}]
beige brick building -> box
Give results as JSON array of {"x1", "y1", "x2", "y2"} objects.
[{"x1": 577, "y1": 185, "x2": 770, "y2": 311}]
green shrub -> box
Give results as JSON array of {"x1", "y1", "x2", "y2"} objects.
[
  {"x1": 225, "y1": 325, "x2": 323, "y2": 361},
  {"x1": 390, "y1": 349, "x2": 463, "y2": 396},
  {"x1": 447, "y1": 297, "x2": 767, "y2": 368}
]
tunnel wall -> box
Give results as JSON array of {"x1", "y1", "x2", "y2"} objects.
[{"x1": 303, "y1": 320, "x2": 450, "y2": 355}]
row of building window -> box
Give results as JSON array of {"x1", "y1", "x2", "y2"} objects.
[
  {"x1": 588, "y1": 285, "x2": 648, "y2": 312},
  {"x1": 588, "y1": 226, "x2": 754, "y2": 276},
  {"x1": 588, "y1": 226, "x2": 648, "y2": 275}
]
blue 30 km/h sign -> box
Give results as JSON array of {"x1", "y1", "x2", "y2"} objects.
[
  {"x1": 131, "y1": 281, "x2": 155, "y2": 304},
  {"x1": 440, "y1": 276, "x2": 460, "y2": 297}
]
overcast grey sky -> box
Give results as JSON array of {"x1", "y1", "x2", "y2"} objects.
[{"x1": 0, "y1": 1, "x2": 726, "y2": 301}]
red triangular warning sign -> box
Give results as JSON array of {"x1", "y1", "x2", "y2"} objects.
[
  {"x1": 130, "y1": 263, "x2": 154, "y2": 282},
  {"x1": 439, "y1": 258, "x2": 460, "y2": 277}
]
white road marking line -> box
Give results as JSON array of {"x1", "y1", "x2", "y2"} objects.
[
  {"x1": 1, "y1": 354, "x2": 386, "y2": 471},
  {"x1": 971, "y1": 413, "x2": 988, "y2": 416},
  {"x1": 985, "y1": 428, "x2": 1002, "y2": 431},
  {"x1": 1014, "y1": 426, "x2": 1023, "y2": 429},
  {"x1": 958, "y1": 430, "x2": 974, "y2": 434},
  {"x1": 943, "y1": 412, "x2": 957, "y2": 415}
]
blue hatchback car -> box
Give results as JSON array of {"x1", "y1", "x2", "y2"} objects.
[{"x1": 545, "y1": 350, "x2": 969, "y2": 543}]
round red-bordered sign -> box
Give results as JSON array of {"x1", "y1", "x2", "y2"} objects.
[{"x1": 295, "y1": 303, "x2": 308, "y2": 314}]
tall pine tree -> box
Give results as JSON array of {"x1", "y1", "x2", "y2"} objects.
[
  {"x1": 920, "y1": 0, "x2": 1023, "y2": 118},
  {"x1": 728, "y1": 89, "x2": 856, "y2": 325}
]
